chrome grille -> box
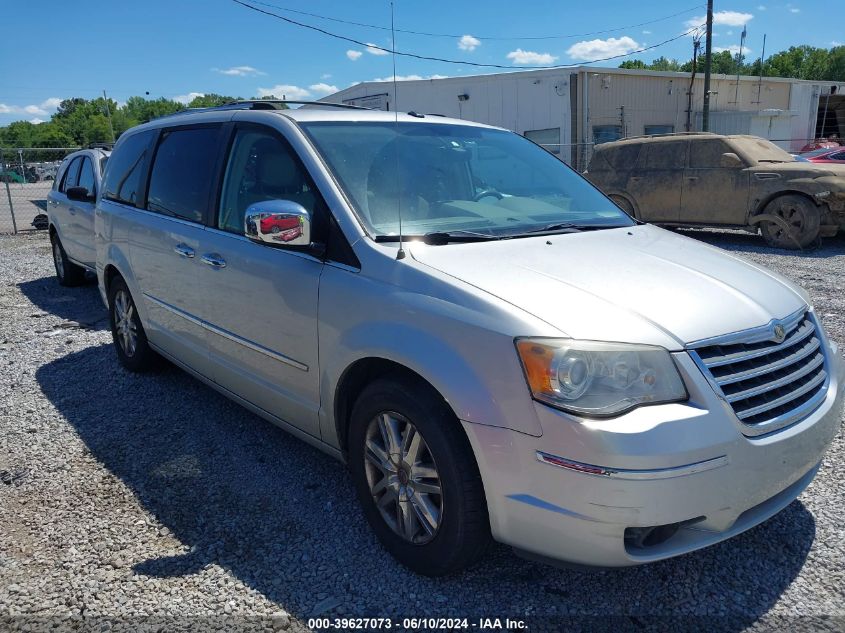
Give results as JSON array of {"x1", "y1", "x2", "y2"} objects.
[{"x1": 689, "y1": 311, "x2": 829, "y2": 435}]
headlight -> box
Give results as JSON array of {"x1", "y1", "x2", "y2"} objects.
[{"x1": 515, "y1": 339, "x2": 687, "y2": 417}]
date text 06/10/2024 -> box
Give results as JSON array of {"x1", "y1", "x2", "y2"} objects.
[{"x1": 307, "y1": 617, "x2": 528, "y2": 630}]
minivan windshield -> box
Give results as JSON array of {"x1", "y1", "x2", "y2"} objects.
[{"x1": 300, "y1": 121, "x2": 634, "y2": 239}]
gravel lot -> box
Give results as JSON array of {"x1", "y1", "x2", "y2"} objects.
[{"x1": 1, "y1": 230, "x2": 844, "y2": 632}]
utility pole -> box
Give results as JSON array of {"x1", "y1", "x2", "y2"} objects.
[
  {"x1": 102, "y1": 90, "x2": 116, "y2": 144},
  {"x1": 702, "y1": 0, "x2": 714, "y2": 131},
  {"x1": 733, "y1": 26, "x2": 747, "y2": 107},
  {"x1": 686, "y1": 35, "x2": 702, "y2": 131}
]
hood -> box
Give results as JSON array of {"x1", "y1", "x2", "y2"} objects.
[
  {"x1": 409, "y1": 225, "x2": 806, "y2": 350},
  {"x1": 753, "y1": 161, "x2": 845, "y2": 180}
]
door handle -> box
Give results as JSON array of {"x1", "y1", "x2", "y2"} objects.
[
  {"x1": 201, "y1": 253, "x2": 227, "y2": 269},
  {"x1": 685, "y1": 176, "x2": 699, "y2": 181},
  {"x1": 173, "y1": 243, "x2": 195, "y2": 258}
]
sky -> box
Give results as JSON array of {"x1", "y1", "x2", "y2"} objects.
[{"x1": 0, "y1": 0, "x2": 839, "y2": 127}]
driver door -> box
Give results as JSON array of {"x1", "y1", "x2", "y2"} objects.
[{"x1": 682, "y1": 139, "x2": 750, "y2": 225}]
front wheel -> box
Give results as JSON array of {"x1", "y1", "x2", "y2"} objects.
[
  {"x1": 348, "y1": 377, "x2": 491, "y2": 576},
  {"x1": 108, "y1": 277, "x2": 159, "y2": 372},
  {"x1": 759, "y1": 195, "x2": 821, "y2": 249},
  {"x1": 51, "y1": 233, "x2": 86, "y2": 286}
]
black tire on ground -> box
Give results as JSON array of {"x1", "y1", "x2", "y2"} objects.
[
  {"x1": 348, "y1": 376, "x2": 491, "y2": 576},
  {"x1": 759, "y1": 194, "x2": 821, "y2": 249},
  {"x1": 50, "y1": 232, "x2": 86, "y2": 286},
  {"x1": 107, "y1": 276, "x2": 159, "y2": 372},
  {"x1": 610, "y1": 194, "x2": 636, "y2": 218}
]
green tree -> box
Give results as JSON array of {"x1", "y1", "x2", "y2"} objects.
[{"x1": 187, "y1": 93, "x2": 239, "y2": 108}]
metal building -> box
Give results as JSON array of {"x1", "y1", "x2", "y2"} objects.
[{"x1": 324, "y1": 67, "x2": 845, "y2": 170}]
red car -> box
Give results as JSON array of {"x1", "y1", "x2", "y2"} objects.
[
  {"x1": 260, "y1": 215, "x2": 303, "y2": 242},
  {"x1": 799, "y1": 139, "x2": 840, "y2": 152},
  {"x1": 803, "y1": 147, "x2": 845, "y2": 164}
]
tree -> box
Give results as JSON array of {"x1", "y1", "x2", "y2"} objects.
[{"x1": 187, "y1": 93, "x2": 239, "y2": 108}]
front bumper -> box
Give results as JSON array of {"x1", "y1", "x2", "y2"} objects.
[{"x1": 462, "y1": 346, "x2": 844, "y2": 567}]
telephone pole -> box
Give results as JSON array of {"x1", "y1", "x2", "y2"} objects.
[
  {"x1": 702, "y1": 0, "x2": 714, "y2": 131},
  {"x1": 102, "y1": 90, "x2": 116, "y2": 144}
]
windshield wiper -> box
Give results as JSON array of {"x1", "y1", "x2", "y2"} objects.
[
  {"x1": 375, "y1": 230, "x2": 501, "y2": 245},
  {"x1": 509, "y1": 222, "x2": 618, "y2": 236}
]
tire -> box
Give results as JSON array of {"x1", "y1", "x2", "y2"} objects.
[
  {"x1": 108, "y1": 277, "x2": 159, "y2": 372},
  {"x1": 759, "y1": 195, "x2": 821, "y2": 249},
  {"x1": 50, "y1": 232, "x2": 86, "y2": 286},
  {"x1": 610, "y1": 194, "x2": 636, "y2": 218},
  {"x1": 348, "y1": 376, "x2": 491, "y2": 576}
]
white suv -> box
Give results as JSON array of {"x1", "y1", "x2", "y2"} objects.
[
  {"x1": 47, "y1": 146, "x2": 110, "y2": 285},
  {"x1": 95, "y1": 101, "x2": 843, "y2": 575}
]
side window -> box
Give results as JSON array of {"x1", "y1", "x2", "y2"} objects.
[
  {"x1": 218, "y1": 128, "x2": 320, "y2": 234},
  {"x1": 524, "y1": 128, "x2": 561, "y2": 155},
  {"x1": 59, "y1": 157, "x2": 82, "y2": 193},
  {"x1": 147, "y1": 127, "x2": 221, "y2": 223},
  {"x1": 639, "y1": 141, "x2": 688, "y2": 170},
  {"x1": 644, "y1": 125, "x2": 674, "y2": 135},
  {"x1": 77, "y1": 157, "x2": 96, "y2": 195},
  {"x1": 689, "y1": 139, "x2": 732, "y2": 169},
  {"x1": 103, "y1": 130, "x2": 156, "y2": 207}
]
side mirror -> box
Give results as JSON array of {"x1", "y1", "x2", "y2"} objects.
[
  {"x1": 244, "y1": 199, "x2": 311, "y2": 247},
  {"x1": 720, "y1": 152, "x2": 744, "y2": 169},
  {"x1": 66, "y1": 186, "x2": 93, "y2": 202}
]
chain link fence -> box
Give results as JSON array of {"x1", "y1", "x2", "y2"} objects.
[{"x1": 0, "y1": 147, "x2": 80, "y2": 234}]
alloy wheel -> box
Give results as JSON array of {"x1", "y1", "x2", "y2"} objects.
[
  {"x1": 364, "y1": 412, "x2": 443, "y2": 544},
  {"x1": 113, "y1": 289, "x2": 138, "y2": 357},
  {"x1": 53, "y1": 241, "x2": 64, "y2": 279}
]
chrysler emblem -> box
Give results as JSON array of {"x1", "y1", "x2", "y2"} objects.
[{"x1": 773, "y1": 324, "x2": 786, "y2": 343}]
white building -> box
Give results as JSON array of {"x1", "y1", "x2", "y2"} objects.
[{"x1": 324, "y1": 67, "x2": 845, "y2": 169}]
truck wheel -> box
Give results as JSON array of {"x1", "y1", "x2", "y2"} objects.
[
  {"x1": 51, "y1": 233, "x2": 86, "y2": 286},
  {"x1": 759, "y1": 195, "x2": 821, "y2": 249},
  {"x1": 108, "y1": 277, "x2": 158, "y2": 372},
  {"x1": 348, "y1": 376, "x2": 491, "y2": 576}
]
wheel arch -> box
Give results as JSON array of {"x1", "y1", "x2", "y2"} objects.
[{"x1": 748, "y1": 189, "x2": 821, "y2": 225}]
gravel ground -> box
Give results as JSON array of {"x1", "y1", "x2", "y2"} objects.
[{"x1": 1, "y1": 230, "x2": 844, "y2": 632}]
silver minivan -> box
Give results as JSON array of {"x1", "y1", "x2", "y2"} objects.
[{"x1": 96, "y1": 102, "x2": 844, "y2": 575}]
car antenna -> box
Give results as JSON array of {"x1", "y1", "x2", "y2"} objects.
[{"x1": 390, "y1": 0, "x2": 406, "y2": 260}]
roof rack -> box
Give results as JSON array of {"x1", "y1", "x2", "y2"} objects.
[
  {"x1": 153, "y1": 99, "x2": 371, "y2": 121},
  {"x1": 88, "y1": 142, "x2": 113, "y2": 150}
]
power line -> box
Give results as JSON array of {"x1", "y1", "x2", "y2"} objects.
[
  {"x1": 244, "y1": 0, "x2": 705, "y2": 41},
  {"x1": 231, "y1": 0, "x2": 704, "y2": 70}
]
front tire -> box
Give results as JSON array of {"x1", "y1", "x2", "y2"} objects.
[
  {"x1": 51, "y1": 233, "x2": 86, "y2": 286},
  {"x1": 759, "y1": 195, "x2": 821, "y2": 249},
  {"x1": 108, "y1": 277, "x2": 158, "y2": 372},
  {"x1": 348, "y1": 376, "x2": 491, "y2": 576}
]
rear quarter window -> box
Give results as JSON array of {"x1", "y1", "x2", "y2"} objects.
[{"x1": 103, "y1": 130, "x2": 156, "y2": 207}]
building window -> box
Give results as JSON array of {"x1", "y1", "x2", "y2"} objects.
[
  {"x1": 644, "y1": 124, "x2": 675, "y2": 136},
  {"x1": 592, "y1": 125, "x2": 622, "y2": 145},
  {"x1": 524, "y1": 128, "x2": 561, "y2": 154}
]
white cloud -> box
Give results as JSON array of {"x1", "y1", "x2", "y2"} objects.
[
  {"x1": 256, "y1": 84, "x2": 312, "y2": 99},
  {"x1": 506, "y1": 48, "x2": 558, "y2": 65},
  {"x1": 642, "y1": 30, "x2": 652, "y2": 35},
  {"x1": 0, "y1": 97, "x2": 62, "y2": 117},
  {"x1": 40, "y1": 97, "x2": 62, "y2": 110},
  {"x1": 309, "y1": 82, "x2": 339, "y2": 95},
  {"x1": 23, "y1": 104, "x2": 47, "y2": 115},
  {"x1": 458, "y1": 34, "x2": 481, "y2": 52},
  {"x1": 346, "y1": 49, "x2": 363, "y2": 61},
  {"x1": 685, "y1": 10, "x2": 753, "y2": 29},
  {"x1": 566, "y1": 36, "x2": 639, "y2": 61},
  {"x1": 173, "y1": 92, "x2": 205, "y2": 104},
  {"x1": 372, "y1": 74, "x2": 449, "y2": 82},
  {"x1": 789, "y1": 7, "x2": 800, "y2": 12},
  {"x1": 757, "y1": 4, "x2": 766, "y2": 9},
  {"x1": 214, "y1": 65, "x2": 265, "y2": 77},
  {"x1": 365, "y1": 43, "x2": 389, "y2": 56},
  {"x1": 726, "y1": 30, "x2": 734, "y2": 35},
  {"x1": 714, "y1": 44, "x2": 753, "y2": 55},
  {"x1": 321, "y1": 73, "x2": 332, "y2": 79},
  {"x1": 29, "y1": 118, "x2": 45, "y2": 124}
]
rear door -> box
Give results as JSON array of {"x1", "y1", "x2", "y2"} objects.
[
  {"x1": 625, "y1": 140, "x2": 688, "y2": 223},
  {"x1": 196, "y1": 123, "x2": 324, "y2": 437},
  {"x1": 123, "y1": 125, "x2": 224, "y2": 374},
  {"x1": 681, "y1": 138, "x2": 750, "y2": 225}
]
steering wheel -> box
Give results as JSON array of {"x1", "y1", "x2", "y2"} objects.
[{"x1": 473, "y1": 189, "x2": 504, "y2": 202}]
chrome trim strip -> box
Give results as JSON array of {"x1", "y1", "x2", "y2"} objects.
[
  {"x1": 535, "y1": 451, "x2": 729, "y2": 480},
  {"x1": 142, "y1": 293, "x2": 308, "y2": 372},
  {"x1": 735, "y1": 370, "x2": 827, "y2": 420},
  {"x1": 739, "y1": 385, "x2": 829, "y2": 434},
  {"x1": 715, "y1": 338, "x2": 821, "y2": 386},
  {"x1": 687, "y1": 306, "x2": 807, "y2": 349},
  {"x1": 725, "y1": 354, "x2": 825, "y2": 403},
  {"x1": 698, "y1": 321, "x2": 814, "y2": 368}
]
